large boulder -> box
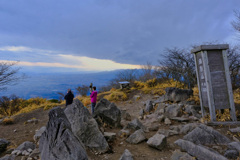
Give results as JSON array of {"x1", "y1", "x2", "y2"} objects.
[
  {"x1": 126, "y1": 119, "x2": 148, "y2": 132},
  {"x1": 147, "y1": 134, "x2": 166, "y2": 150},
  {"x1": 0, "y1": 139, "x2": 10, "y2": 154},
  {"x1": 179, "y1": 123, "x2": 199, "y2": 135},
  {"x1": 64, "y1": 99, "x2": 109, "y2": 152},
  {"x1": 184, "y1": 105, "x2": 201, "y2": 118},
  {"x1": 33, "y1": 126, "x2": 46, "y2": 143},
  {"x1": 145, "y1": 100, "x2": 154, "y2": 113},
  {"x1": 119, "y1": 149, "x2": 133, "y2": 160},
  {"x1": 155, "y1": 88, "x2": 193, "y2": 103},
  {"x1": 93, "y1": 98, "x2": 121, "y2": 127},
  {"x1": 165, "y1": 104, "x2": 182, "y2": 117},
  {"x1": 126, "y1": 129, "x2": 146, "y2": 144},
  {"x1": 174, "y1": 139, "x2": 228, "y2": 160},
  {"x1": 15, "y1": 141, "x2": 36, "y2": 151},
  {"x1": 39, "y1": 107, "x2": 88, "y2": 160},
  {"x1": 183, "y1": 124, "x2": 231, "y2": 145},
  {"x1": 0, "y1": 155, "x2": 16, "y2": 160}
]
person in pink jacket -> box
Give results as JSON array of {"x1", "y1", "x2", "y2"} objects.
[{"x1": 90, "y1": 86, "x2": 97, "y2": 114}]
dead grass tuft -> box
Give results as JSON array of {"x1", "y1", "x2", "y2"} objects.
[{"x1": 2, "y1": 117, "x2": 14, "y2": 125}]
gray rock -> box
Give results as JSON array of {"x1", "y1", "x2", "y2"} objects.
[
  {"x1": 104, "y1": 132, "x2": 116, "y2": 141},
  {"x1": 165, "y1": 104, "x2": 182, "y2": 117},
  {"x1": 15, "y1": 141, "x2": 36, "y2": 151},
  {"x1": 154, "y1": 103, "x2": 166, "y2": 114},
  {"x1": 39, "y1": 107, "x2": 88, "y2": 160},
  {"x1": 179, "y1": 123, "x2": 199, "y2": 135},
  {"x1": 227, "y1": 141, "x2": 240, "y2": 151},
  {"x1": 118, "y1": 129, "x2": 130, "y2": 137},
  {"x1": 145, "y1": 100, "x2": 154, "y2": 113},
  {"x1": 126, "y1": 119, "x2": 147, "y2": 132},
  {"x1": 185, "y1": 105, "x2": 201, "y2": 114},
  {"x1": 170, "y1": 150, "x2": 186, "y2": 160},
  {"x1": 93, "y1": 98, "x2": 122, "y2": 127},
  {"x1": 157, "y1": 115, "x2": 165, "y2": 123},
  {"x1": 230, "y1": 127, "x2": 240, "y2": 133},
  {"x1": 27, "y1": 119, "x2": 38, "y2": 124},
  {"x1": 164, "y1": 87, "x2": 193, "y2": 102},
  {"x1": 126, "y1": 130, "x2": 146, "y2": 144},
  {"x1": 0, "y1": 139, "x2": 10, "y2": 153},
  {"x1": 233, "y1": 137, "x2": 240, "y2": 142},
  {"x1": 174, "y1": 139, "x2": 228, "y2": 160},
  {"x1": 29, "y1": 148, "x2": 40, "y2": 158},
  {"x1": 164, "y1": 118, "x2": 171, "y2": 125},
  {"x1": 22, "y1": 150, "x2": 30, "y2": 156},
  {"x1": 64, "y1": 99, "x2": 109, "y2": 152},
  {"x1": 183, "y1": 124, "x2": 231, "y2": 145},
  {"x1": 121, "y1": 110, "x2": 131, "y2": 121},
  {"x1": 147, "y1": 134, "x2": 166, "y2": 150},
  {"x1": 0, "y1": 155, "x2": 16, "y2": 160},
  {"x1": 158, "y1": 129, "x2": 178, "y2": 137},
  {"x1": 5, "y1": 148, "x2": 14, "y2": 154},
  {"x1": 169, "y1": 125, "x2": 183, "y2": 132},
  {"x1": 33, "y1": 126, "x2": 46, "y2": 143},
  {"x1": 139, "y1": 109, "x2": 145, "y2": 117},
  {"x1": 224, "y1": 150, "x2": 239, "y2": 159},
  {"x1": 119, "y1": 149, "x2": 133, "y2": 160},
  {"x1": 148, "y1": 124, "x2": 159, "y2": 131}
]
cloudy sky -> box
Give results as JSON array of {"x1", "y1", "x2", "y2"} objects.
[{"x1": 0, "y1": 0, "x2": 239, "y2": 73}]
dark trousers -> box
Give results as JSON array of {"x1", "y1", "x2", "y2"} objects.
[{"x1": 91, "y1": 103, "x2": 96, "y2": 114}]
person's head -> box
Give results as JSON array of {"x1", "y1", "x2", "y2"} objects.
[
  {"x1": 67, "y1": 89, "x2": 72, "y2": 93},
  {"x1": 93, "y1": 86, "x2": 96, "y2": 91}
]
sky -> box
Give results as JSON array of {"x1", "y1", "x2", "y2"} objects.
[{"x1": 0, "y1": 0, "x2": 240, "y2": 73}]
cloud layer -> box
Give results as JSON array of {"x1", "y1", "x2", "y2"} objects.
[{"x1": 0, "y1": 0, "x2": 239, "y2": 71}]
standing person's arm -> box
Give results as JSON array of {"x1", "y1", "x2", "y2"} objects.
[{"x1": 90, "y1": 92, "x2": 94, "y2": 98}]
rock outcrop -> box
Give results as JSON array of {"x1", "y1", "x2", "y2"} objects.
[
  {"x1": 175, "y1": 139, "x2": 228, "y2": 160},
  {"x1": 126, "y1": 119, "x2": 147, "y2": 132},
  {"x1": 39, "y1": 107, "x2": 88, "y2": 160},
  {"x1": 93, "y1": 98, "x2": 121, "y2": 127},
  {"x1": 165, "y1": 104, "x2": 182, "y2": 117},
  {"x1": 119, "y1": 149, "x2": 133, "y2": 160},
  {"x1": 65, "y1": 99, "x2": 109, "y2": 152},
  {"x1": 126, "y1": 129, "x2": 146, "y2": 144},
  {"x1": 33, "y1": 126, "x2": 46, "y2": 143},
  {"x1": 0, "y1": 139, "x2": 10, "y2": 154},
  {"x1": 147, "y1": 134, "x2": 166, "y2": 150},
  {"x1": 183, "y1": 124, "x2": 231, "y2": 145},
  {"x1": 145, "y1": 100, "x2": 154, "y2": 113}
]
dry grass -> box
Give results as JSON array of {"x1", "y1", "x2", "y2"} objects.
[
  {"x1": 76, "y1": 96, "x2": 91, "y2": 107},
  {"x1": 2, "y1": 117, "x2": 14, "y2": 125},
  {"x1": 103, "y1": 89, "x2": 128, "y2": 102},
  {"x1": 132, "y1": 78, "x2": 184, "y2": 96}
]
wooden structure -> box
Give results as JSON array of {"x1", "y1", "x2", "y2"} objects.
[
  {"x1": 119, "y1": 81, "x2": 130, "y2": 89},
  {"x1": 191, "y1": 44, "x2": 237, "y2": 122}
]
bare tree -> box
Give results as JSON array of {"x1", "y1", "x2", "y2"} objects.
[
  {"x1": 232, "y1": 10, "x2": 240, "y2": 39},
  {"x1": 139, "y1": 61, "x2": 156, "y2": 82},
  {"x1": 227, "y1": 45, "x2": 240, "y2": 90},
  {"x1": 57, "y1": 92, "x2": 65, "y2": 101},
  {"x1": 155, "y1": 47, "x2": 196, "y2": 89},
  {"x1": 0, "y1": 61, "x2": 27, "y2": 91},
  {"x1": 76, "y1": 85, "x2": 89, "y2": 96}
]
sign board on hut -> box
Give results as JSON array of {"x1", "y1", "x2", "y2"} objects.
[{"x1": 191, "y1": 44, "x2": 237, "y2": 122}]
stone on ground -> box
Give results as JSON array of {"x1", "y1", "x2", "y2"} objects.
[
  {"x1": 121, "y1": 110, "x2": 131, "y2": 121},
  {"x1": 33, "y1": 126, "x2": 46, "y2": 143},
  {"x1": 183, "y1": 124, "x2": 231, "y2": 145},
  {"x1": 174, "y1": 139, "x2": 228, "y2": 160},
  {"x1": 93, "y1": 98, "x2": 122, "y2": 127},
  {"x1": 179, "y1": 123, "x2": 199, "y2": 135},
  {"x1": 164, "y1": 87, "x2": 193, "y2": 102},
  {"x1": 0, "y1": 139, "x2": 10, "y2": 154},
  {"x1": 224, "y1": 150, "x2": 239, "y2": 159},
  {"x1": 104, "y1": 132, "x2": 116, "y2": 142},
  {"x1": 119, "y1": 149, "x2": 133, "y2": 160},
  {"x1": 170, "y1": 150, "x2": 186, "y2": 160},
  {"x1": 164, "y1": 118, "x2": 171, "y2": 125},
  {"x1": 39, "y1": 107, "x2": 88, "y2": 160},
  {"x1": 64, "y1": 99, "x2": 109, "y2": 152},
  {"x1": 126, "y1": 118, "x2": 147, "y2": 132},
  {"x1": 158, "y1": 129, "x2": 178, "y2": 137},
  {"x1": 145, "y1": 100, "x2": 154, "y2": 113},
  {"x1": 0, "y1": 155, "x2": 16, "y2": 160},
  {"x1": 15, "y1": 141, "x2": 36, "y2": 151},
  {"x1": 165, "y1": 104, "x2": 182, "y2": 117},
  {"x1": 230, "y1": 127, "x2": 240, "y2": 133},
  {"x1": 126, "y1": 129, "x2": 146, "y2": 144},
  {"x1": 147, "y1": 134, "x2": 166, "y2": 150},
  {"x1": 179, "y1": 153, "x2": 195, "y2": 160}
]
